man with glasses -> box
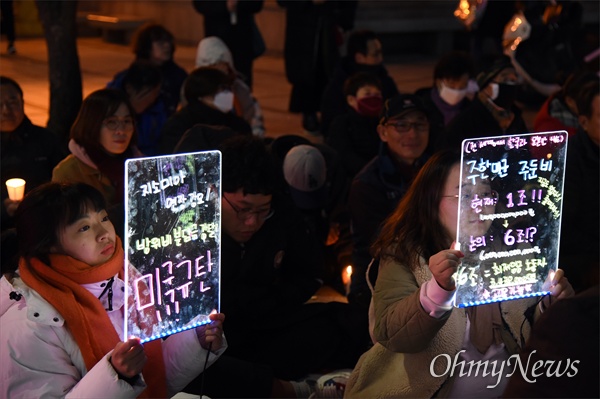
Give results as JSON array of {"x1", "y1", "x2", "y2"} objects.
[
  {"x1": 196, "y1": 136, "x2": 368, "y2": 398},
  {"x1": 348, "y1": 94, "x2": 431, "y2": 308}
]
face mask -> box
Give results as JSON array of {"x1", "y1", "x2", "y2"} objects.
[
  {"x1": 213, "y1": 90, "x2": 234, "y2": 113},
  {"x1": 439, "y1": 83, "x2": 468, "y2": 106},
  {"x1": 356, "y1": 95, "x2": 383, "y2": 118},
  {"x1": 489, "y1": 82, "x2": 518, "y2": 109}
]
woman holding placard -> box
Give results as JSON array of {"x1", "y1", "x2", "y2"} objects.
[
  {"x1": 0, "y1": 182, "x2": 226, "y2": 397},
  {"x1": 345, "y1": 149, "x2": 574, "y2": 398}
]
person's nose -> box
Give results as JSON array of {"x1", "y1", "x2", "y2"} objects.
[
  {"x1": 243, "y1": 212, "x2": 259, "y2": 226},
  {"x1": 96, "y1": 224, "x2": 110, "y2": 241}
]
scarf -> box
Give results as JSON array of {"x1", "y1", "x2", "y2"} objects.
[
  {"x1": 85, "y1": 145, "x2": 133, "y2": 202},
  {"x1": 465, "y1": 302, "x2": 504, "y2": 354},
  {"x1": 19, "y1": 237, "x2": 167, "y2": 398}
]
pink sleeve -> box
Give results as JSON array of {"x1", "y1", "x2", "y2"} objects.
[{"x1": 419, "y1": 277, "x2": 456, "y2": 318}]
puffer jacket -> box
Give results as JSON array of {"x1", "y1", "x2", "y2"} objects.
[{"x1": 0, "y1": 274, "x2": 226, "y2": 398}]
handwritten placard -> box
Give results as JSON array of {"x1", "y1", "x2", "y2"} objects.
[
  {"x1": 124, "y1": 151, "x2": 221, "y2": 342},
  {"x1": 454, "y1": 131, "x2": 568, "y2": 307}
]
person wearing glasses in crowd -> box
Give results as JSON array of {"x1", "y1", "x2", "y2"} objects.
[
  {"x1": 52, "y1": 89, "x2": 143, "y2": 235},
  {"x1": 189, "y1": 135, "x2": 368, "y2": 398},
  {"x1": 348, "y1": 94, "x2": 431, "y2": 308}
]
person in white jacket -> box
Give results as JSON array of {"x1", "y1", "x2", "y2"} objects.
[
  {"x1": 195, "y1": 36, "x2": 265, "y2": 138},
  {"x1": 0, "y1": 182, "x2": 226, "y2": 398}
]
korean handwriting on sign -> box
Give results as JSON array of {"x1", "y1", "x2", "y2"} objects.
[{"x1": 134, "y1": 252, "x2": 213, "y2": 316}]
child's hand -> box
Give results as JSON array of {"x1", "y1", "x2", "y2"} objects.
[
  {"x1": 196, "y1": 312, "x2": 225, "y2": 351},
  {"x1": 110, "y1": 338, "x2": 147, "y2": 379},
  {"x1": 428, "y1": 243, "x2": 464, "y2": 292}
]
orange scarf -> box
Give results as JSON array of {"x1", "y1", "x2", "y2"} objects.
[{"x1": 19, "y1": 237, "x2": 167, "y2": 398}]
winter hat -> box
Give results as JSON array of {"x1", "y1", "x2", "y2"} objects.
[
  {"x1": 380, "y1": 94, "x2": 427, "y2": 124},
  {"x1": 476, "y1": 55, "x2": 514, "y2": 89},
  {"x1": 195, "y1": 36, "x2": 235, "y2": 70},
  {"x1": 283, "y1": 145, "x2": 328, "y2": 210}
]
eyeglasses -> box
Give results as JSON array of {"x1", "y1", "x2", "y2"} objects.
[
  {"x1": 103, "y1": 117, "x2": 134, "y2": 131},
  {"x1": 223, "y1": 195, "x2": 274, "y2": 221},
  {"x1": 386, "y1": 120, "x2": 429, "y2": 134}
]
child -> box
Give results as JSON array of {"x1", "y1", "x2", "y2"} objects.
[{"x1": 0, "y1": 182, "x2": 226, "y2": 398}]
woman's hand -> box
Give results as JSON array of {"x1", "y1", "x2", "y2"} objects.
[
  {"x1": 428, "y1": 245, "x2": 464, "y2": 291},
  {"x1": 196, "y1": 312, "x2": 225, "y2": 351},
  {"x1": 543, "y1": 268, "x2": 575, "y2": 300},
  {"x1": 110, "y1": 338, "x2": 147, "y2": 379}
]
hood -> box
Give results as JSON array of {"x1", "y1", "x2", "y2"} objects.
[{"x1": 195, "y1": 36, "x2": 235, "y2": 70}]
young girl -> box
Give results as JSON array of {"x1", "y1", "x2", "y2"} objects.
[
  {"x1": 345, "y1": 149, "x2": 574, "y2": 398},
  {"x1": 0, "y1": 182, "x2": 225, "y2": 398}
]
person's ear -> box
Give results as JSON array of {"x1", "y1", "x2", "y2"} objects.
[
  {"x1": 579, "y1": 114, "x2": 589, "y2": 132},
  {"x1": 347, "y1": 94, "x2": 358, "y2": 109},
  {"x1": 377, "y1": 123, "x2": 388, "y2": 142}
]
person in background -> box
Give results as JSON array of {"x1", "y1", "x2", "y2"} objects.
[
  {"x1": 215, "y1": 136, "x2": 367, "y2": 385},
  {"x1": 320, "y1": 29, "x2": 398, "y2": 136},
  {"x1": 52, "y1": 89, "x2": 143, "y2": 236},
  {"x1": 326, "y1": 72, "x2": 383, "y2": 180},
  {"x1": 1, "y1": 76, "x2": 66, "y2": 232},
  {"x1": 559, "y1": 79, "x2": 599, "y2": 293},
  {"x1": 0, "y1": 181, "x2": 225, "y2": 398},
  {"x1": 414, "y1": 50, "x2": 475, "y2": 148},
  {"x1": 110, "y1": 23, "x2": 187, "y2": 117},
  {"x1": 277, "y1": 0, "x2": 357, "y2": 134},
  {"x1": 1, "y1": 0, "x2": 16, "y2": 54},
  {"x1": 108, "y1": 59, "x2": 167, "y2": 156},
  {"x1": 158, "y1": 67, "x2": 251, "y2": 155},
  {"x1": 348, "y1": 94, "x2": 430, "y2": 308},
  {"x1": 502, "y1": 285, "x2": 599, "y2": 398},
  {"x1": 438, "y1": 55, "x2": 528, "y2": 151},
  {"x1": 345, "y1": 149, "x2": 574, "y2": 398},
  {"x1": 533, "y1": 69, "x2": 598, "y2": 136},
  {"x1": 192, "y1": 0, "x2": 264, "y2": 89},
  {"x1": 195, "y1": 36, "x2": 265, "y2": 137},
  {"x1": 280, "y1": 143, "x2": 353, "y2": 295}
]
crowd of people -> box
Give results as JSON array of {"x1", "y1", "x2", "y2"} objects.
[{"x1": 1, "y1": 1, "x2": 599, "y2": 397}]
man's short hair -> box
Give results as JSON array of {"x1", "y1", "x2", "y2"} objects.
[
  {"x1": 184, "y1": 67, "x2": 230, "y2": 104},
  {"x1": 433, "y1": 51, "x2": 474, "y2": 81},
  {"x1": 0, "y1": 76, "x2": 23, "y2": 98},
  {"x1": 343, "y1": 72, "x2": 382, "y2": 97},
  {"x1": 122, "y1": 60, "x2": 162, "y2": 93},
  {"x1": 346, "y1": 30, "x2": 378, "y2": 57},
  {"x1": 576, "y1": 80, "x2": 600, "y2": 118},
  {"x1": 219, "y1": 136, "x2": 277, "y2": 195}
]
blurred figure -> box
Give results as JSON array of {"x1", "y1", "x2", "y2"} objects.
[
  {"x1": 533, "y1": 69, "x2": 597, "y2": 135},
  {"x1": 1, "y1": 0, "x2": 16, "y2": 54},
  {"x1": 158, "y1": 67, "x2": 251, "y2": 155},
  {"x1": 503, "y1": 285, "x2": 599, "y2": 398},
  {"x1": 277, "y1": 0, "x2": 357, "y2": 134},
  {"x1": 326, "y1": 72, "x2": 383, "y2": 179},
  {"x1": 110, "y1": 23, "x2": 187, "y2": 117},
  {"x1": 438, "y1": 55, "x2": 528, "y2": 151},
  {"x1": 348, "y1": 94, "x2": 430, "y2": 307},
  {"x1": 559, "y1": 79, "x2": 599, "y2": 293},
  {"x1": 196, "y1": 36, "x2": 265, "y2": 137},
  {"x1": 108, "y1": 59, "x2": 167, "y2": 155},
  {"x1": 193, "y1": 0, "x2": 264, "y2": 89},
  {"x1": 320, "y1": 29, "x2": 398, "y2": 136},
  {"x1": 1, "y1": 76, "x2": 66, "y2": 231},
  {"x1": 415, "y1": 50, "x2": 475, "y2": 148}
]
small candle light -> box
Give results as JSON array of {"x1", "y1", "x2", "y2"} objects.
[
  {"x1": 5, "y1": 178, "x2": 26, "y2": 201},
  {"x1": 342, "y1": 265, "x2": 353, "y2": 296}
]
